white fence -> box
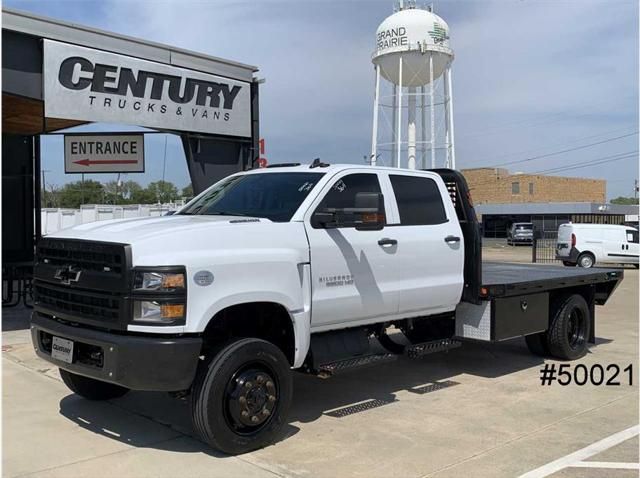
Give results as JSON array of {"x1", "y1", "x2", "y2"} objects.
[{"x1": 41, "y1": 202, "x2": 184, "y2": 235}]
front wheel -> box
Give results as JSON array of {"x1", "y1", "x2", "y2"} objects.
[
  {"x1": 191, "y1": 338, "x2": 292, "y2": 455},
  {"x1": 60, "y1": 369, "x2": 129, "y2": 400}
]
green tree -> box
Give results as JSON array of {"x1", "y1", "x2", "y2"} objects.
[
  {"x1": 58, "y1": 180, "x2": 104, "y2": 208},
  {"x1": 181, "y1": 183, "x2": 194, "y2": 199},
  {"x1": 610, "y1": 196, "x2": 638, "y2": 205},
  {"x1": 131, "y1": 186, "x2": 158, "y2": 204},
  {"x1": 121, "y1": 180, "x2": 143, "y2": 202},
  {"x1": 41, "y1": 185, "x2": 61, "y2": 208},
  {"x1": 135, "y1": 180, "x2": 178, "y2": 204},
  {"x1": 103, "y1": 180, "x2": 122, "y2": 204}
]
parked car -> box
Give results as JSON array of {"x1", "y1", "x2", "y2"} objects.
[
  {"x1": 507, "y1": 222, "x2": 534, "y2": 245},
  {"x1": 556, "y1": 223, "x2": 639, "y2": 268}
]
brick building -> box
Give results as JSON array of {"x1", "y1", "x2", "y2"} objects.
[
  {"x1": 459, "y1": 168, "x2": 637, "y2": 238},
  {"x1": 461, "y1": 168, "x2": 606, "y2": 205}
]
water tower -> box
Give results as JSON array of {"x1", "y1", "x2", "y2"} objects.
[{"x1": 371, "y1": 1, "x2": 455, "y2": 169}]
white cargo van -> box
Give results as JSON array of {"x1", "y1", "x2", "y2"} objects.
[{"x1": 556, "y1": 223, "x2": 639, "y2": 268}]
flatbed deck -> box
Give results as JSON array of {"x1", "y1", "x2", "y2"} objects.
[{"x1": 481, "y1": 262, "x2": 624, "y2": 298}]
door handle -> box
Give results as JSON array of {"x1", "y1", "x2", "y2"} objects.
[
  {"x1": 378, "y1": 238, "x2": 397, "y2": 246},
  {"x1": 444, "y1": 235, "x2": 461, "y2": 243}
]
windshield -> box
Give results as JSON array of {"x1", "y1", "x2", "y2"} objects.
[
  {"x1": 515, "y1": 224, "x2": 533, "y2": 231},
  {"x1": 179, "y1": 172, "x2": 325, "y2": 222}
]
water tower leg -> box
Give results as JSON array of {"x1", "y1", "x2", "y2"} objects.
[
  {"x1": 408, "y1": 86, "x2": 416, "y2": 170},
  {"x1": 396, "y1": 56, "x2": 403, "y2": 169},
  {"x1": 447, "y1": 65, "x2": 456, "y2": 169},
  {"x1": 429, "y1": 54, "x2": 435, "y2": 169},
  {"x1": 371, "y1": 64, "x2": 380, "y2": 166},
  {"x1": 421, "y1": 85, "x2": 427, "y2": 169},
  {"x1": 392, "y1": 84, "x2": 397, "y2": 165},
  {"x1": 443, "y1": 66, "x2": 451, "y2": 168}
]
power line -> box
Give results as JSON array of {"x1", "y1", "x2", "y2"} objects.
[
  {"x1": 533, "y1": 151, "x2": 638, "y2": 175},
  {"x1": 488, "y1": 131, "x2": 638, "y2": 168},
  {"x1": 468, "y1": 150, "x2": 638, "y2": 191},
  {"x1": 471, "y1": 126, "x2": 637, "y2": 164}
]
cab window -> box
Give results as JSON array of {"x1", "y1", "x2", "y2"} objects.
[
  {"x1": 311, "y1": 173, "x2": 383, "y2": 229},
  {"x1": 389, "y1": 175, "x2": 447, "y2": 226},
  {"x1": 626, "y1": 230, "x2": 638, "y2": 243}
]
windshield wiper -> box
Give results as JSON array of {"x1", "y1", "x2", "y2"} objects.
[{"x1": 207, "y1": 211, "x2": 250, "y2": 217}]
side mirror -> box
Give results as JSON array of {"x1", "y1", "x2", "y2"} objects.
[
  {"x1": 312, "y1": 192, "x2": 385, "y2": 230},
  {"x1": 354, "y1": 192, "x2": 385, "y2": 231}
]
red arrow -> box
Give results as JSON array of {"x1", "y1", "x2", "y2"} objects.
[{"x1": 73, "y1": 158, "x2": 138, "y2": 166}]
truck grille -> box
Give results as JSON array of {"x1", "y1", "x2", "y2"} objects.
[
  {"x1": 34, "y1": 238, "x2": 131, "y2": 329},
  {"x1": 34, "y1": 283, "x2": 121, "y2": 322},
  {"x1": 38, "y1": 238, "x2": 125, "y2": 275}
]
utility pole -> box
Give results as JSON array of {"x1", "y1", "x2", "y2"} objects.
[{"x1": 41, "y1": 169, "x2": 51, "y2": 206}]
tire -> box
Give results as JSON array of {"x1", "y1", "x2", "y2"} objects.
[
  {"x1": 562, "y1": 261, "x2": 576, "y2": 267},
  {"x1": 59, "y1": 369, "x2": 129, "y2": 400},
  {"x1": 577, "y1": 253, "x2": 595, "y2": 268},
  {"x1": 525, "y1": 333, "x2": 549, "y2": 357},
  {"x1": 191, "y1": 338, "x2": 292, "y2": 455},
  {"x1": 547, "y1": 294, "x2": 591, "y2": 360}
]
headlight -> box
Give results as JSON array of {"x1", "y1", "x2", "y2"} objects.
[
  {"x1": 133, "y1": 300, "x2": 185, "y2": 323},
  {"x1": 131, "y1": 267, "x2": 187, "y2": 325},
  {"x1": 134, "y1": 270, "x2": 185, "y2": 292}
]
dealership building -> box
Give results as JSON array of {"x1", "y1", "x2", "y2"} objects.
[
  {"x1": 2, "y1": 8, "x2": 260, "y2": 281},
  {"x1": 462, "y1": 168, "x2": 638, "y2": 237}
]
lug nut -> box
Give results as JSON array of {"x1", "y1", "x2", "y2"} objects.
[
  {"x1": 256, "y1": 375, "x2": 265, "y2": 383},
  {"x1": 239, "y1": 396, "x2": 247, "y2": 404},
  {"x1": 266, "y1": 381, "x2": 274, "y2": 388},
  {"x1": 251, "y1": 415, "x2": 259, "y2": 423},
  {"x1": 268, "y1": 395, "x2": 276, "y2": 402},
  {"x1": 262, "y1": 408, "x2": 270, "y2": 416},
  {"x1": 241, "y1": 410, "x2": 249, "y2": 417},
  {"x1": 245, "y1": 381, "x2": 252, "y2": 389}
]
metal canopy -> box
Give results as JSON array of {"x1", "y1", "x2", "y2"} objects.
[{"x1": 2, "y1": 7, "x2": 258, "y2": 83}]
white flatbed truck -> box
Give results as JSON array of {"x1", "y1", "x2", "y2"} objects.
[{"x1": 31, "y1": 164, "x2": 623, "y2": 454}]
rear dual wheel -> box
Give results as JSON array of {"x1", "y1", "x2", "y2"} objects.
[{"x1": 525, "y1": 294, "x2": 590, "y2": 360}]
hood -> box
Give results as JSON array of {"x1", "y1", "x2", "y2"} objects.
[{"x1": 48, "y1": 214, "x2": 270, "y2": 244}]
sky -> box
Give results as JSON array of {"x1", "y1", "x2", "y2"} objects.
[{"x1": 5, "y1": 0, "x2": 639, "y2": 199}]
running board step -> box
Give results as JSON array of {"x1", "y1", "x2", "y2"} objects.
[
  {"x1": 406, "y1": 338, "x2": 462, "y2": 359},
  {"x1": 317, "y1": 353, "x2": 397, "y2": 378}
]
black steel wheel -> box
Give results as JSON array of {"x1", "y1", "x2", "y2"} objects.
[
  {"x1": 60, "y1": 369, "x2": 129, "y2": 400},
  {"x1": 547, "y1": 294, "x2": 591, "y2": 360},
  {"x1": 191, "y1": 338, "x2": 292, "y2": 455}
]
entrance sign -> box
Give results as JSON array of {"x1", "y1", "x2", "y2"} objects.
[
  {"x1": 64, "y1": 134, "x2": 145, "y2": 173},
  {"x1": 44, "y1": 40, "x2": 252, "y2": 137}
]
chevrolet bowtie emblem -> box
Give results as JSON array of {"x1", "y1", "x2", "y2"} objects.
[{"x1": 54, "y1": 265, "x2": 82, "y2": 285}]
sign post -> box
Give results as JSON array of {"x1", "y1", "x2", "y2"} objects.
[{"x1": 64, "y1": 133, "x2": 145, "y2": 173}]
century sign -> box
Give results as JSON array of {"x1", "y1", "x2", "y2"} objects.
[
  {"x1": 64, "y1": 134, "x2": 145, "y2": 173},
  {"x1": 44, "y1": 40, "x2": 252, "y2": 137}
]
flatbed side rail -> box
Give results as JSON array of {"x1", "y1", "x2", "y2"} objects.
[{"x1": 426, "y1": 169, "x2": 482, "y2": 304}]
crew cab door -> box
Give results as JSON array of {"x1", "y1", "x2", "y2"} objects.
[
  {"x1": 381, "y1": 171, "x2": 465, "y2": 315},
  {"x1": 304, "y1": 171, "x2": 398, "y2": 329}
]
